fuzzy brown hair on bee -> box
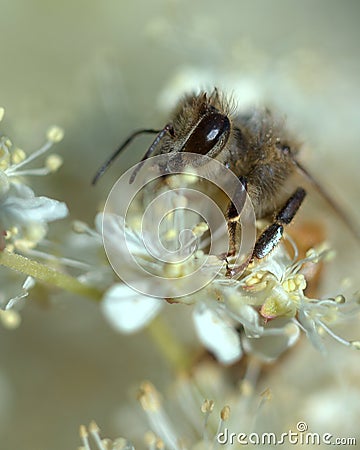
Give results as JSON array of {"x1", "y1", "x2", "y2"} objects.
[
  {"x1": 165, "y1": 90, "x2": 300, "y2": 219},
  {"x1": 93, "y1": 88, "x2": 359, "y2": 264}
]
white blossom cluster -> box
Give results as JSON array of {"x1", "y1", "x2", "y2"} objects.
[
  {"x1": 99, "y1": 195, "x2": 359, "y2": 365},
  {"x1": 0, "y1": 109, "x2": 68, "y2": 322}
]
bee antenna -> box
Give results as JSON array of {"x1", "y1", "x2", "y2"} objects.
[
  {"x1": 92, "y1": 128, "x2": 161, "y2": 185},
  {"x1": 295, "y1": 159, "x2": 360, "y2": 242},
  {"x1": 129, "y1": 123, "x2": 174, "y2": 184}
]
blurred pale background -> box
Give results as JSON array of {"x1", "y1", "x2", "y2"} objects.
[{"x1": 0, "y1": 0, "x2": 360, "y2": 449}]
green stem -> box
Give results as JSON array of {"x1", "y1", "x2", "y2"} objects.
[
  {"x1": 1, "y1": 251, "x2": 191, "y2": 370},
  {"x1": 146, "y1": 315, "x2": 192, "y2": 372},
  {"x1": 0, "y1": 250, "x2": 102, "y2": 301}
]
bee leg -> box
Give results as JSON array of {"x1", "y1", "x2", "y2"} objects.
[
  {"x1": 226, "y1": 176, "x2": 247, "y2": 256},
  {"x1": 252, "y1": 187, "x2": 306, "y2": 260}
]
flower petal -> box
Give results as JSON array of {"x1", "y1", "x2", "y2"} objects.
[
  {"x1": 193, "y1": 304, "x2": 242, "y2": 364},
  {"x1": 297, "y1": 309, "x2": 326, "y2": 353},
  {"x1": 2, "y1": 183, "x2": 68, "y2": 225},
  {"x1": 242, "y1": 319, "x2": 300, "y2": 362},
  {"x1": 224, "y1": 292, "x2": 264, "y2": 337},
  {"x1": 101, "y1": 283, "x2": 163, "y2": 333}
]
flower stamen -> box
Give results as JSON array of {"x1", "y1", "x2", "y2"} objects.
[
  {"x1": 89, "y1": 421, "x2": 107, "y2": 450},
  {"x1": 5, "y1": 126, "x2": 64, "y2": 176},
  {"x1": 138, "y1": 382, "x2": 179, "y2": 450},
  {"x1": 317, "y1": 320, "x2": 353, "y2": 347},
  {"x1": 79, "y1": 425, "x2": 91, "y2": 450}
]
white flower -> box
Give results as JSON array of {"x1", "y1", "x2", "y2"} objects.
[
  {"x1": 0, "y1": 182, "x2": 68, "y2": 250},
  {"x1": 101, "y1": 209, "x2": 359, "y2": 364},
  {"x1": 99, "y1": 163, "x2": 358, "y2": 364},
  {"x1": 0, "y1": 123, "x2": 68, "y2": 251},
  {"x1": 100, "y1": 192, "x2": 246, "y2": 364},
  {"x1": 226, "y1": 244, "x2": 359, "y2": 356},
  {"x1": 0, "y1": 118, "x2": 69, "y2": 323}
]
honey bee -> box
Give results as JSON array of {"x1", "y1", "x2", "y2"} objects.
[{"x1": 93, "y1": 89, "x2": 359, "y2": 264}]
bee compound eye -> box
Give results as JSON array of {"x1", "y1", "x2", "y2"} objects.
[{"x1": 181, "y1": 112, "x2": 231, "y2": 156}]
